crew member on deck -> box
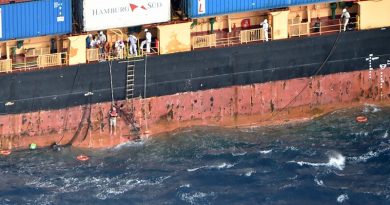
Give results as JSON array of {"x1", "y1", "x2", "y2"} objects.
[
  {"x1": 128, "y1": 34, "x2": 138, "y2": 56},
  {"x1": 140, "y1": 29, "x2": 152, "y2": 53},
  {"x1": 341, "y1": 8, "x2": 350, "y2": 32},
  {"x1": 260, "y1": 19, "x2": 269, "y2": 42},
  {"x1": 109, "y1": 107, "x2": 118, "y2": 134}
]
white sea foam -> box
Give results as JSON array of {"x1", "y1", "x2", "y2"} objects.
[
  {"x1": 337, "y1": 194, "x2": 349, "y2": 203},
  {"x1": 244, "y1": 170, "x2": 256, "y2": 177},
  {"x1": 113, "y1": 138, "x2": 146, "y2": 150},
  {"x1": 383, "y1": 130, "x2": 388, "y2": 139},
  {"x1": 25, "y1": 177, "x2": 57, "y2": 189},
  {"x1": 286, "y1": 146, "x2": 299, "y2": 151},
  {"x1": 259, "y1": 149, "x2": 272, "y2": 154},
  {"x1": 179, "y1": 184, "x2": 191, "y2": 188},
  {"x1": 291, "y1": 152, "x2": 345, "y2": 170},
  {"x1": 348, "y1": 145, "x2": 390, "y2": 163},
  {"x1": 187, "y1": 167, "x2": 202, "y2": 172},
  {"x1": 187, "y1": 162, "x2": 235, "y2": 172},
  {"x1": 95, "y1": 176, "x2": 170, "y2": 200},
  {"x1": 232, "y1": 152, "x2": 247, "y2": 157},
  {"x1": 363, "y1": 104, "x2": 381, "y2": 113},
  {"x1": 180, "y1": 192, "x2": 214, "y2": 205},
  {"x1": 314, "y1": 178, "x2": 324, "y2": 186}
]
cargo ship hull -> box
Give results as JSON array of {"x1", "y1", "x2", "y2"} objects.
[{"x1": 0, "y1": 28, "x2": 390, "y2": 149}]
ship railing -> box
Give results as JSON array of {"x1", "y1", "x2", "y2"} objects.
[
  {"x1": 240, "y1": 27, "x2": 272, "y2": 43},
  {"x1": 103, "y1": 47, "x2": 128, "y2": 61},
  {"x1": 309, "y1": 16, "x2": 359, "y2": 35},
  {"x1": 86, "y1": 48, "x2": 99, "y2": 62},
  {"x1": 24, "y1": 47, "x2": 50, "y2": 57},
  {"x1": 216, "y1": 35, "x2": 241, "y2": 47},
  {"x1": 140, "y1": 46, "x2": 160, "y2": 56},
  {"x1": 37, "y1": 52, "x2": 67, "y2": 68},
  {"x1": 11, "y1": 57, "x2": 37, "y2": 70},
  {"x1": 192, "y1": 34, "x2": 217, "y2": 49},
  {"x1": 289, "y1": 22, "x2": 310, "y2": 37},
  {"x1": 0, "y1": 59, "x2": 12, "y2": 73}
]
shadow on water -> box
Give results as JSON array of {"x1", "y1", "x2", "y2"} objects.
[{"x1": 0, "y1": 105, "x2": 389, "y2": 205}]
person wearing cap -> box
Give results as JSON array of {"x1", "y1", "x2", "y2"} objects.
[
  {"x1": 260, "y1": 19, "x2": 269, "y2": 42},
  {"x1": 128, "y1": 34, "x2": 138, "y2": 56},
  {"x1": 341, "y1": 8, "x2": 350, "y2": 32}
]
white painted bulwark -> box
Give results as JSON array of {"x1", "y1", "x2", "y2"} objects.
[{"x1": 82, "y1": 0, "x2": 171, "y2": 31}]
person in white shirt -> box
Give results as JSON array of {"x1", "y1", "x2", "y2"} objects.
[
  {"x1": 140, "y1": 29, "x2": 153, "y2": 54},
  {"x1": 341, "y1": 8, "x2": 350, "y2": 32},
  {"x1": 114, "y1": 40, "x2": 125, "y2": 58},
  {"x1": 128, "y1": 34, "x2": 138, "y2": 56},
  {"x1": 145, "y1": 29, "x2": 152, "y2": 53},
  {"x1": 98, "y1": 31, "x2": 107, "y2": 55},
  {"x1": 260, "y1": 19, "x2": 269, "y2": 42},
  {"x1": 98, "y1": 31, "x2": 107, "y2": 44}
]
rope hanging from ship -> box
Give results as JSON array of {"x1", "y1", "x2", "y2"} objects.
[
  {"x1": 63, "y1": 59, "x2": 116, "y2": 148},
  {"x1": 108, "y1": 60, "x2": 115, "y2": 106},
  {"x1": 56, "y1": 66, "x2": 81, "y2": 146},
  {"x1": 51, "y1": 67, "x2": 93, "y2": 149},
  {"x1": 63, "y1": 88, "x2": 93, "y2": 147},
  {"x1": 270, "y1": 31, "x2": 343, "y2": 120}
]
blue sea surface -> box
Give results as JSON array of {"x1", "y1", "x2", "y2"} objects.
[{"x1": 0, "y1": 104, "x2": 389, "y2": 205}]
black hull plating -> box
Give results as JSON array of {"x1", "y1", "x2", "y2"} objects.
[{"x1": 1, "y1": 28, "x2": 390, "y2": 114}]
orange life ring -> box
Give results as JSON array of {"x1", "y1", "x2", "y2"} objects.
[
  {"x1": 356, "y1": 116, "x2": 368, "y2": 123},
  {"x1": 76, "y1": 154, "x2": 90, "y2": 161},
  {"x1": 0, "y1": 150, "x2": 11, "y2": 156}
]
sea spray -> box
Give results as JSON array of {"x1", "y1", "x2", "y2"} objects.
[{"x1": 292, "y1": 151, "x2": 345, "y2": 170}]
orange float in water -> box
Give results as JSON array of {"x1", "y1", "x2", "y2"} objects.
[
  {"x1": 0, "y1": 150, "x2": 12, "y2": 156},
  {"x1": 76, "y1": 154, "x2": 90, "y2": 161},
  {"x1": 356, "y1": 116, "x2": 368, "y2": 123}
]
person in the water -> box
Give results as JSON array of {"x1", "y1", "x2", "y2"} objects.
[{"x1": 51, "y1": 142, "x2": 61, "y2": 152}]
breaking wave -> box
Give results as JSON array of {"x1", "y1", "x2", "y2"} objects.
[
  {"x1": 383, "y1": 130, "x2": 388, "y2": 139},
  {"x1": 113, "y1": 138, "x2": 146, "y2": 150},
  {"x1": 179, "y1": 191, "x2": 215, "y2": 205},
  {"x1": 232, "y1": 152, "x2": 247, "y2": 157},
  {"x1": 187, "y1": 163, "x2": 235, "y2": 172},
  {"x1": 363, "y1": 104, "x2": 381, "y2": 113},
  {"x1": 337, "y1": 194, "x2": 349, "y2": 203},
  {"x1": 348, "y1": 144, "x2": 390, "y2": 163},
  {"x1": 291, "y1": 152, "x2": 346, "y2": 170},
  {"x1": 259, "y1": 149, "x2": 272, "y2": 154},
  {"x1": 244, "y1": 170, "x2": 256, "y2": 177},
  {"x1": 314, "y1": 177, "x2": 324, "y2": 186}
]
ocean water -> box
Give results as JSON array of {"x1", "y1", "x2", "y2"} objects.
[{"x1": 0, "y1": 104, "x2": 389, "y2": 205}]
